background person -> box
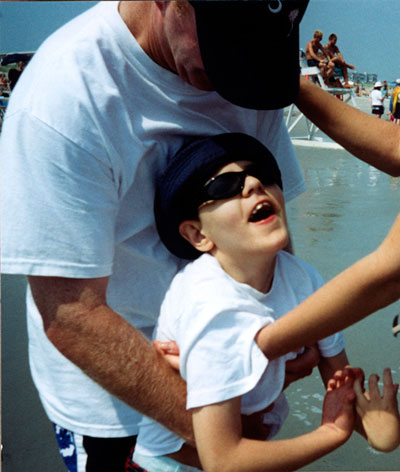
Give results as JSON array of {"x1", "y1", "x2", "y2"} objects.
[
  {"x1": 381, "y1": 79, "x2": 389, "y2": 99},
  {"x1": 390, "y1": 78, "x2": 400, "y2": 125},
  {"x1": 370, "y1": 81, "x2": 385, "y2": 118},
  {"x1": 305, "y1": 30, "x2": 330, "y2": 81},
  {"x1": 324, "y1": 33, "x2": 355, "y2": 88}
]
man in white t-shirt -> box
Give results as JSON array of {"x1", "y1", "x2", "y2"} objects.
[{"x1": 1, "y1": 1, "x2": 313, "y2": 470}]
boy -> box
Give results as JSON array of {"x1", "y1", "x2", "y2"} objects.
[{"x1": 132, "y1": 133, "x2": 398, "y2": 471}]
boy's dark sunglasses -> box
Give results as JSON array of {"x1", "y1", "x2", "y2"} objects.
[{"x1": 198, "y1": 163, "x2": 280, "y2": 208}]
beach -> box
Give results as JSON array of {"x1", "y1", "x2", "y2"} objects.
[{"x1": 2, "y1": 95, "x2": 400, "y2": 471}]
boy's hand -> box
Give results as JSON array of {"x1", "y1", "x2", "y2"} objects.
[
  {"x1": 284, "y1": 345, "x2": 320, "y2": 389},
  {"x1": 321, "y1": 369, "x2": 356, "y2": 443},
  {"x1": 153, "y1": 340, "x2": 180, "y2": 371},
  {"x1": 354, "y1": 368, "x2": 400, "y2": 452}
]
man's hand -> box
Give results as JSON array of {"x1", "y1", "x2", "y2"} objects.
[{"x1": 284, "y1": 345, "x2": 320, "y2": 389}]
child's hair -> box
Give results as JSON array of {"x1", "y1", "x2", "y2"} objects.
[
  {"x1": 313, "y1": 30, "x2": 323, "y2": 39},
  {"x1": 154, "y1": 133, "x2": 282, "y2": 260}
]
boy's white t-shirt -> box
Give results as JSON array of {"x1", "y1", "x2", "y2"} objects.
[
  {"x1": 1, "y1": 2, "x2": 305, "y2": 436},
  {"x1": 135, "y1": 252, "x2": 345, "y2": 457}
]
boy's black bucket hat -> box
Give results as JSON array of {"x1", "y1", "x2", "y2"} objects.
[{"x1": 154, "y1": 133, "x2": 282, "y2": 259}]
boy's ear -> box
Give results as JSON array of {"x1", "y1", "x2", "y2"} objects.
[{"x1": 179, "y1": 220, "x2": 215, "y2": 254}]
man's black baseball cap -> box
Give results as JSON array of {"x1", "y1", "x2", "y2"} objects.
[{"x1": 189, "y1": 0, "x2": 309, "y2": 110}]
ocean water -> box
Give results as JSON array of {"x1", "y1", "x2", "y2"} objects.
[{"x1": 2, "y1": 110, "x2": 400, "y2": 470}]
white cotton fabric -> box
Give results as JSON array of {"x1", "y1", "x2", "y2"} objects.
[
  {"x1": 1, "y1": 2, "x2": 305, "y2": 437},
  {"x1": 370, "y1": 89, "x2": 383, "y2": 106},
  {"x1": 135, "y1": 252, "x2": 344, "y2": 456}
]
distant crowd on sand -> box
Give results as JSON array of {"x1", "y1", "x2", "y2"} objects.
[
  {"x1": 305, "y1": 30, "x2": 400, "y2": 124},
  {"x1": 0, "y1": 60, "x2": 26, "y2": 96}
]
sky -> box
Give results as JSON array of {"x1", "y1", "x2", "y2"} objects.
[{"x1": 1, "y1": 0, "x2": 399, "y2": 82}]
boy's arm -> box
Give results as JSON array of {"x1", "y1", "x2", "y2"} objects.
[
  {"x1": 296, "y1": 77, "x2": 400, "y2": 176},
  {"x1": 192, "y1": 378, "x2": 354, "y2": 472},
  {"x1": 255, "y1": 213, "x2": 400, "y2": 360}
]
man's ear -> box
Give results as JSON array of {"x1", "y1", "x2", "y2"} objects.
[{"x1": 179, "y1": 220, "x2": 215, "y2": 254}]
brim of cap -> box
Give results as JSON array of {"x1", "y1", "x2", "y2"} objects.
[{"x1": 192, "y1": 1, "x2": 308, "y2": 110}]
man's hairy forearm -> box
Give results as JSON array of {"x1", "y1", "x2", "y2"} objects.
[{"x1": 28, "y1": 275, "x2": 195, "y2": 445}]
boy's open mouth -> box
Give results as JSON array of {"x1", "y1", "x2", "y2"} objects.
[{"x1": 249, "y1": 201, "x2": 275, "y2": 223}]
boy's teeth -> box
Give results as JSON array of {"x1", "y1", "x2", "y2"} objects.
[
  {"x1": 252, "y1": 202, "x2": 270, "y2": 215},
  {"x1": 253, "y1": 203, "x2": 265, "y2": 214},
  {"x1": 249, "y1": 201, "x2": 274, "y2": 222}
]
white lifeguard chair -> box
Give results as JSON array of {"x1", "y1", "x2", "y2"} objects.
[{"x1": 286, "y1": 50, "x2": 358, "y2": 148}]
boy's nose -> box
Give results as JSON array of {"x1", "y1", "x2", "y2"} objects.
[{"x1": 242, "y1": 174, "x2": 264, "y2": 197}]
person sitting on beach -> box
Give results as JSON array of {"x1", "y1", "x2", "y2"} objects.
[
  {"x1": 324, "y1": 33, "x2": 355, "y2": 88},
  {"x1": 305, "y1": 30, "x2": 331, "y2": 81},
  {"x1": 131, "y1": 133, "x2": 399, "y2": 472}
]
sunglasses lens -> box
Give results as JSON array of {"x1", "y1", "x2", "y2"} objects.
[
  {"x1": 205, "y1": 172, "x2": 245, "y2": 200},
  {"x1": 248, "y1": 164, "x2": 277, "y2": 187},
  {"x1": 198, "y1": 163, "x2": 279, "y2": 208}
]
